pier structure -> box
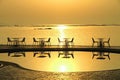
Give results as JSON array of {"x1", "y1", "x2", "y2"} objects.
[
  {"x1": 0, "y1": 45, "x2": 120, "y2": 53},
  {"x1": 0, "y1": 37, "x2": 120, "y2": 57}
]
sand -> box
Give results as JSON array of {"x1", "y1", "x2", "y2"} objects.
[{"x1": 0, "y1": 61, "x2": 120, "y2": 80}]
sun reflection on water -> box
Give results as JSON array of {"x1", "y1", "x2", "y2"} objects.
[
  {"x1": 50, "y1": 57, "x2": 76, "y2": 72},
  {"x1": 59, "y1": 65, "x2": 67, "y2": 72},
  {"x1": 57, "y1": 25, "x2": 67, "y2": 38}
]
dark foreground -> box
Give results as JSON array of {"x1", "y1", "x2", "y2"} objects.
[{"x1": 0, "y1": 61, "x2": 120, "y2": 80}]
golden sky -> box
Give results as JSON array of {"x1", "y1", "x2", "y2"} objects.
[{"x1": 0, "y1": 0, "x2": 120, "y2": 24}]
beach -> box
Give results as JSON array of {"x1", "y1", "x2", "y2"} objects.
[{"x1": 0, "y1": 61, "x2": 120, "y2": 80}]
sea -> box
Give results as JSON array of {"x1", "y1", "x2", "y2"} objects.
[{"x1": 0, "y1": 25, "x2": 120, "y2": 72}]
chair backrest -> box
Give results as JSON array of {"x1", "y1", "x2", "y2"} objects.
[
  {"x1": 58, "y1": 38, "x2": 60, "y2": 42},
  {"x1": 92, "y1": 37, "x2": 95, "y2": 42},
  {"x1": 33, "y1": 38, "x2": 37, "y2": 42},
  {"x1": 7, "y1": 37, "x2": 12, "y2": 42},
  {"x1": 108, "y1": 38, "x2": 110, "y2": 42},
  {"x1": 21, "y1": 37, "x2": 25, "y2": 42},
  {"x1": 71, "y1": 38, "x2": 74, "y2": 42},
  {"x1": 47, "y1": 38, "x2": 51, "y2": 42}
]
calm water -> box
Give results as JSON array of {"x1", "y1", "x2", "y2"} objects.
[{"x1": 0, "y1": 25, "x2": 120, "y2": 72}]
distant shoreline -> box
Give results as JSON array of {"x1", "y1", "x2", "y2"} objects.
[{"x1": 0, "y1": 24, "x2": 120, "y2": 27}]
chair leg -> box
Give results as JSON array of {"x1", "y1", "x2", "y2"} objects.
[
  {"x1": 92, "y1": 54, "x2": 95, "y2": 59},
  {"x1": 49, "y1": 42, "x2": 51, "y2": 46},
  {"x1": 58, "y1": 53, "x2": 63, "y2": 57},
  {"x1": 92, "y1": 43, "x2": 94, "y2": 47},
  {"x1": 8, "y1": 52, "x2": 11, "y2": 56},
  {"x1": 105, "y1": 53, "x2": 111, "y2": 60},
  {"x1": 108, "y1": 43, "x2": 110, "y2": 47},
  {"x1": 58, "y1": 53, "x2": 61, "y2": 57},
  {"x1": 69, "y1": 42, "x2": 74, "y2": 46},
  {"x1": 47, "y1": 53, "x2": 51, "y2": 58},
  {"x1": 72, "y1": 43, "x2": 74, "y2": 46},
  {"x1": 107, "y1": 54, "x2": 110, "y2": 60},
  {"x1": 92, "y1": 52, "x2": 97, "y2": 59},
  {"x1": 71, "y1": 54, "x2": 74, "y2": 59},
  {"x1": 22, "y1": 42, "x2": 26, "y2": 46},
  {"x1": 7, "y1": 42, "x2": 11, "y2": 46},
  {"x1": 33, "y1": 52, "x2": 38, "y2": 57},
  {"x1": 22, "y1": 52, "x2": 25, "y2": 57}
]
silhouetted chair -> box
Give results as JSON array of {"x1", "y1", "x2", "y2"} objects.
[
  {"x1": 7, "y1": 37, "x2": 13, "y2": 45},
  {"x1": 33, "y1": 37, "x2": 39, "y2": 45},
  {"x1": 45, "y1": 38, "x2": 51, "y2": 46},
  {"x1": 103, "y1": 38, "x2": 110, "y2": 47},
  {"x1": 92, "y1": 52, "x2": 110, "y2": 60},
  {"x1": 8, "y1": 52, "x2": 25, "y2": 57},
  {"x1": 20, "y1": 37, "x2": 26, "y2": 45},
  {"x1": 58, "y1": 38, "x2": 64, "y2": 45},
  {"x1": 92, "y1": 37, "x2": 99, "y2": 47},
  {"x1": 68, "y1": 38, "x2": 74, "y2": 46}
]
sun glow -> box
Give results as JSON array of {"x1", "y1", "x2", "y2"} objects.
[
  {"x1": 57, "y1": 25, "x2": 67, "y2": 30},
  {"x1": 50, "y1": 58, "x2": 76, "y2": 72},
  {"x1": 59, "y1": 65, "x2": 67, "y2": 72}
]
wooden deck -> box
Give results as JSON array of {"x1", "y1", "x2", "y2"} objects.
[{"x1": 0, "y1": 45, "x2": 120, "y2": 53}]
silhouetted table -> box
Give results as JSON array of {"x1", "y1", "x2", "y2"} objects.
[
  {"x1": 63, "y1": 38, "x2": 72, "y2": 46},
  {"x1": 12, "y1": 38, "x2": 21, "y2": 46},
  {"x1": 58, "y1": 51, "x2": 74, "y2": 58},
  {"x1": 97, "y1": 38, "x2": 104, "y2": 48},
  {"x1": 37, "y1": 38, "x2": 47, "y2": 46},
  {"x1": 96, "y1": 52, "x2": 106, "y2": 59}
]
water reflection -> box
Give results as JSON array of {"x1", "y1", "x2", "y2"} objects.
[
  {"x1": 33, "y1": 51, "x2": 51, "y2": 58},
  {"x1": 92, "y1": 52, "x2": 110, "y2": 60},
  {"x1": 8, "y1": 52, "x2": 26, "y2": 57},
  {"x1": 0, "y1": 51, "x2": 120, "y2": 72},
  {"x1": 58, "y1": 51, "x2": 74, "y2": 58}
]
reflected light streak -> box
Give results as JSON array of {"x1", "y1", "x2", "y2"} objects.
[{"x1": 57, "y1": 25, "x2": 67, "y2": 39}]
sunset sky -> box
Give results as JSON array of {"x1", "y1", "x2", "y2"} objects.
[{"x1": 0, "y1": 0, "x2": 120, "y2": 24}]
